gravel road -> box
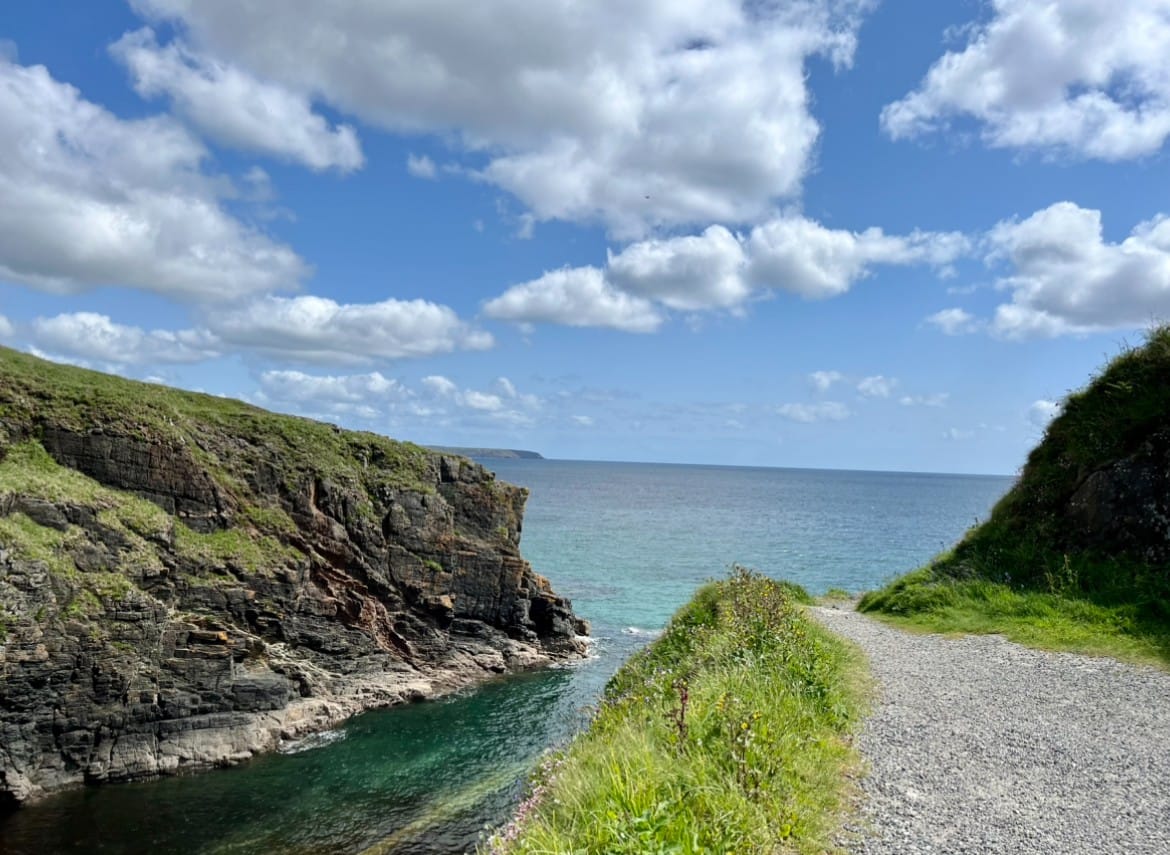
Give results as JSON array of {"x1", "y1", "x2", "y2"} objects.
[{"x1": 811, "y1": 604, "x2": 1170, "y2": 855}]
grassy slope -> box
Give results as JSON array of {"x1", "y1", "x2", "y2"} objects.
[
  {"x1": 861, "y1": 327, "x2": 1170, "y2": 668},
  {"x1": 486, "y1": 570, "x2": 866, "y2": 854},
  {"x1": 0, "y1": 346, "x2": 434, "y2": 499}
]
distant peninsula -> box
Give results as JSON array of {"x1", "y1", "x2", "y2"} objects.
[{"x1": 427, "y1": 447, "x2": 544, "y2": 460}]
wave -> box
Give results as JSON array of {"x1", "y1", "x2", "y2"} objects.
[
  {"x1": 278, "y1": 728, "x2": 347, "y2": 755},
  {"x1": 620, "y1": 626, "x2": 663, "y2": 638}
]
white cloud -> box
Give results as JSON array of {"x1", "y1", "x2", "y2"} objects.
[
  {"x1": 406, "y1": 154, "x2": 437, "y2": 179},
  {"x1": 926, "y1": 307, "x2": 981, "y2": 335},
  {"x1": 0, "y1": 314, "x2": 13, "y2": 340},
  {"x1": 899, "y1": 393, "x2": 949, "y2": 408},
  {"x1": 257, "y1": 369, "x2": 407, "y2": 420},
  {"x1": 496, "y1": 377, "x2": 517, "y2": 398},
  {"x1": 808, "y1": 369, "x2": 844, "y2": 392},
  {"x1": 1028, "y1": 398, "x2": 1063, "y2": 428},
  {"x1": 463, "y1": 391, "x2": 504, "y2": 412},
  {"x1": 944, "y1": 427, "x2": 975, "y2": 441},
  {"x1": 421, "y1": 374, "x2": 541, "y2": 425},
  {"x1": 985, "y1": 202, "x2": 1170, "y2": 338},
  {"x1": 484, "y1": 266, "x2": 663, "y2": 333},
  {"x1": 30, "y1": 312, "x2": 219, "y2": 366},
  {"x1": 882, "y1": 0, "x2": 1170, "y2": 160},
  {"x1": 0, "y1": 58, "x2": 307, "y2": 302},
  {"x1": 572, "y1": 415, "x2": 595, "y2": 427},
  {"x1": 112, "y1": 28, "x2": 363, "y2": 172},
  {"x1": 746, "y1": 218, "x2": 968, "y2": 298},
  {"x1": 209, "y1": 295, "x2": 493, "y2": 363},
  {"x1": 777, "y1": 401, "x2": 850, "y2": 423},
  {"x1": 129, "y1": 0, "x2": 870, "y2": 236},
  {"x1": 422, "y1": 375, "x2": 459, "y2": 398},
  {"x1": 857, "y1": 375, "x2": 897, "y2": 398},
  {"x1": 486, "y1": 214, "x2": 967, "y2": 329},
  {"x1": 607, "y1": 225, "x2": 748, "y2": 311}
]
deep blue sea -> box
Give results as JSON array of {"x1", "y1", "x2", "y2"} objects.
[{"x1": 0, "y1": 461, "x2": 1013, "y2": 854}]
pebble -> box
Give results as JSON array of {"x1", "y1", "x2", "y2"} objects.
[{"x1": 811, "y1": 606, "x2": 1170, "y2": 855}]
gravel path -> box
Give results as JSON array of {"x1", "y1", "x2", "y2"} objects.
[{"x1": 811, "y1": 604, "x2": 1170, "y2": 855}]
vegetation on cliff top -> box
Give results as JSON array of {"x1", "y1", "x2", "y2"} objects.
[
  {"x1": 486, "y1": 569, "x2": 865, "y2": 854},
  {"x1": 861, "y1": 326, "x2": 1170, "y2": 666},
  {"x1": 0, "y1": 345, "x2": 436, "y2": 499}
]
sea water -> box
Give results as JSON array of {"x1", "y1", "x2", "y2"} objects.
[{"x1": 0, "y1": 462, "x2": 1012, "y2": 854}]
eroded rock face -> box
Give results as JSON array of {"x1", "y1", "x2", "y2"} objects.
[
  {"x1": 1066, "y1": 435, "x2": 1170, "y2": 564},
  {"x1": 0, "y1": 417, "x2": 587, "y2": 804}
]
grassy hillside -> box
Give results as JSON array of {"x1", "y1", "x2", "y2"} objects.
[
  {"x1": 861, "y1": 327, "x2": 1170, "y2": 666},
  {"x1": 485, "y1": 569, "x2": 866, "y2": 854},
  {"x1": 0, "y1": 346, "x2": 436, "y2": 497}
]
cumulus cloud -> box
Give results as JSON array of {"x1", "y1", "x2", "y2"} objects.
[
  {"x1": 29, "y1": 312, "x2": 220, "y2": 366},
  {"x1": 607, "y1": 225, "x2": 749, "y2": 311},
  {"x1": 421, "y1": 374, "x2": 541, "y2": 425},
  {"x1": 0, "y1": 57, "x2": 307, "y2": 301},
  {"x1": 406, "y1": 154, "x2": 437, "y2": 179},
  {"x1": 129, "y1": 0, "x2": 871, "y2": 236},
  {"x1": 984, "y1": 202, "x2": 1170, "y2": 338},
  {"x1": 486, "y1": 215, "x2": 967, "y2": 329},
  {"x1": 1028, "y1": 398, "x2": 1063, "y2": 428},
  {"x1": 882, "y1": 0, "x2": 1170, "y2": 160},
  {"x1": 484, "y1": 266, "x2": 664, "y2": 333},
  {"x1": 777, "y1": 401, "x2": 850, "y2": 423},
  {"x1": 746, "y1": 219, "x2": 968, "y2": 298},
  {"x1": 257, "y1": 369, "x2": 407, "y2": 420},
  {"x1": 208, "y1": 296, "x2": 493, "y2": 364},
  {"x1": 112, "y1": 28, "x2": 363, "y2": 172},
  {"x1": 926, "y1": 307, "x2": 981, "y2": 335},
  {"x1": 857, "y1": 375, "x2": 897, "y2": 398},
  {"x1": 808, "y1": 370, "x2": 844, "y2": 392}
]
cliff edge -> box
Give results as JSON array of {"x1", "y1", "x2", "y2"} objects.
[{"x1": 0, "y1": 348, "x2": 587, "y2": 805}]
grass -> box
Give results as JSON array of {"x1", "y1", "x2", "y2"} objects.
[
  {"x1": 859, "y1": 570, "x2": 1170, "y2": 668},
  {"x1": 0, "y1": 345, "x2": 438, "y2": 501},
  {"x1": 173, "y1": 523, "x2": 301, "y2": 576},
  {"x1": 861, "y1": 327, "x2": 1170, "y2": 670},
  {"x1": 485, "y1": 568, "x2": 866, "y2": 855}
]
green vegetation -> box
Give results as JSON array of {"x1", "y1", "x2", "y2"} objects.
[
  {"x1": 0, "y1": 345, "x2": 437, "y2": 500},
  {"x1": 174, "y1": 524, "x2": 300, "y2": 576},
  {"x1": 486, "y1": 569, "x2": 865, "y2": 854},
  {"x1": 0, "y1": 512, "x2": 75, "y2": 576},
  {"x1": 862, "y1": 327, "x2": 1170, "y2": 668},
  {"x1": 0, "y1": 439, "x2": 113, "y2": 506},
  {"x1": 860, "y1": 570, "x2": 1170, "y2": 667}
]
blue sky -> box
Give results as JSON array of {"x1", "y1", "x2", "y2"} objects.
[{"x1": 3, "y1": 0, "x2": 1169, "y2": 475}]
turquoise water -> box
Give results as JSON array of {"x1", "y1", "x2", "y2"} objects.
[{"x1": 0, "y1": 462, "x2": 1012, "y2": 854}]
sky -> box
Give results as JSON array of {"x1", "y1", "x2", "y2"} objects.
[{"x1": 2, "y1": 0, "x2": 1170, "y2": 476}]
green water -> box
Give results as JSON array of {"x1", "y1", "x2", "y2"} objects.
[{"x1": 0, "y1": 462, "x2": 1012, "y2": 854}]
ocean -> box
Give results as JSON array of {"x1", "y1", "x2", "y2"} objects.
[{"x1": 0, "y1": 461, "x2": 1013, "y2": 854}]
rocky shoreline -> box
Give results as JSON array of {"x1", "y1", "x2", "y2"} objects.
[{"x1": 0, "y1": 347, "x2": 588, "y2": 805}]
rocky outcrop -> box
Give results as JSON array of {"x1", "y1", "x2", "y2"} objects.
[
  {"x1": 0, "y1": 347, "x2": 587, "y2": 804},
  {"x1": 1066, "y1": 433, "x2": 1170, "y2": 565}
]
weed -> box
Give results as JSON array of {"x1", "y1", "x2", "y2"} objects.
[{"x1": 484, "y1": 568, "x2": 865, "y2": 854}]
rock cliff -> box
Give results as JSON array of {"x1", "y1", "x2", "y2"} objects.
[{"x1": 0, "y1": 347, "x2": 587, "y2": 805}]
